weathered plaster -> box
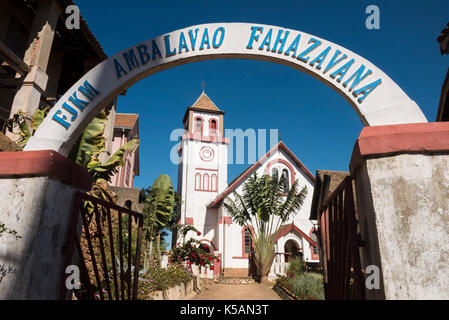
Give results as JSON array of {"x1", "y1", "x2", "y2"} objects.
[
  {"x1": 0, "y1": 177, "x2": 79, "y2": 299},
  {"x1": 355, "y1": 153, "x2": 449, "y2": 299}
]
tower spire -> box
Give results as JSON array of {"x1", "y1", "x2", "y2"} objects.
[{"x1": 201, "y1": 80, "x2": 205, "y2": 93}]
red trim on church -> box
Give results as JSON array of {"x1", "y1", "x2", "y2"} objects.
[
  {"x1": 233, "y1": 225, "x2": 254, "y2": 259},
  {"x1": 275, "y1": 222, "x2": 318, "y2": 247},
  {"x1": 185, "y1": 217, "x2": 194, "y2": 225},
  {"x1": 182, "y1": 133, "x2": 230, "y2": 144}
]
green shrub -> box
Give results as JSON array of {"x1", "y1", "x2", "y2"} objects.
[
  {"x1": 287, "y1": 257, "x2": 306, "y2": 277},
  {"x1": 145, "y1": 263, "x2": 192, "y2": 291},
  {"x1": 291, "y1": 272, "x2": 324, "y2": 300}
]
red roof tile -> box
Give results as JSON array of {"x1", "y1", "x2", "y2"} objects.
[{"x1": 114, "y1": 113, "x2": 138, "y2": 128}]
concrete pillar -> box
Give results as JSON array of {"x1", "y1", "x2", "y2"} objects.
[
  {"x1": 0, "y1": 150, "x2": 92, "y2": 299},
  {"x1": 8, "y1": 0, "x2": 60, "y2": 121},
  {"x1": 350, "y1": 122, "x2": 449, "y2": 300}
]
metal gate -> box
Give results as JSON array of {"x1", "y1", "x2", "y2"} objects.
[
  {"x1": 60, "y1": 192, "x2": 144, "y2": 300},
  {"x1": 318, "y1": 176, "x2": 365, "y2": 300}
]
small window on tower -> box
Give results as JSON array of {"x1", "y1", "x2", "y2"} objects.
[
  {"x1": 195, "y1": 117, "x2": 203, "y2": 135},
  {"x1": 210, "y1": 119, "x2": 217, "y2": 136}
]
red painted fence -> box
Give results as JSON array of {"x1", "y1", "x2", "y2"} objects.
[{"x1": 318, "y1": 176, "x2": 365, "y2": 300}]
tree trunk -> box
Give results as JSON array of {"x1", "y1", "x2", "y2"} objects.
[{"x1": 260, "y1": 275, "x2": 269, "y2": 283}]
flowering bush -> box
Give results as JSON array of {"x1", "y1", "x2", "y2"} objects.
[
  {"x1": 169, "y1": 238, "x2": 218, "y2": 272},
  {"x1": 169, "y1": 225, "x2": 219, "y2": 272}
]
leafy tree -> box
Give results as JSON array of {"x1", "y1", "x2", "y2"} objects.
[{"x1": 224, "y1": 173, "x2": 307, "y2": 283}]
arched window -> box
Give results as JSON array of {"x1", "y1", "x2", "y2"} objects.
[
  {"x1": 203, "y1": 173, "x2": 210, "y2": 191},
  {"x1": 281, "y1": 169, "x2": 289, "y2": 192},
  {"x1": 271, "y1": 168, "x2": 278, "y2": 180},
  {"x1": 195, "y1": 117, "x2": 203, "y2": 136},
  {"x1": 209, "y1": 119, "x2": 217, "y2": 137},
  {"x1": 195, "y1": 173, "x2": 202, "y2": 190},
  {"x1": 211, "y1": 174, "x2": 218, "y2": 192}
]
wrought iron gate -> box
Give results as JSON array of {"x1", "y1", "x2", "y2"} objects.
[
  {"x1": 318, "y1": 176, "x2": 365, "y2": 300},
  {"x1": 60, "y1": 192, "x2": 144, "y2": 300}
]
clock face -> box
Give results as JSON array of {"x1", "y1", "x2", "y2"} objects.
[{"x1": 200, "y1": 146, "x2": 214, "y2": 162}]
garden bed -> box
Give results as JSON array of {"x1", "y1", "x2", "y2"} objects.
[
  {"x1": 273, "y1": 283, "x2": 300, "y2": 300},
  {"x1": 149, "y1": 276, "x2": 202, "y2": 300}
]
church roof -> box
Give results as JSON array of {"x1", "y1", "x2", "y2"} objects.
[
  {"x1": 207, "y1": 141, "x2": 315, "y2": 208},
  {"x1": 183, "y1": 92, "x2": 225, "y2": 123},
  {"x1": 114, "y1": 113, "x2": 138, "y2": 129},
  {"x1": 191, "y1": 92, "x2": 222, "y2": 111}
]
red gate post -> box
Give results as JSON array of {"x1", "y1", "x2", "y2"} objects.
[{"x1": 0, "y1": 150, "x2": 92, "y2": 299}]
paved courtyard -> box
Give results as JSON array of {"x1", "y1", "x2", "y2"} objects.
[{"x1": 190, "y1": 281, "x2": 282, "y2": 300}]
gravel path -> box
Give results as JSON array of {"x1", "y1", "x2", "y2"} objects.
[{"x1": 190, "y1": 282, "x2": 282, "y2": 300}]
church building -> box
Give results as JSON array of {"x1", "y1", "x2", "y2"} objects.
[{"x1": 176, "y1": 92, "x2": 318, "y2": 279}]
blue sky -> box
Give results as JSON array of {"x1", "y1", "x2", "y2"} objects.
[{"x1": 76, "y1": 0, "x2": 448, "y2": 191}]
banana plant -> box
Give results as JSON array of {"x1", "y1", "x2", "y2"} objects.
[{"x1": 142, "y1": 175, "x2": 176, "y2": 269}]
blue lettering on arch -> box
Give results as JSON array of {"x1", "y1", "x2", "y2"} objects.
[
  {"x1": 78, "y1": 80, "x2": 100, "y2": 100},
  {"x1": 68, "y1": 92, "x2": 88, "y2": 111},
  {"x1": 246, "y1": 26, "x2": 263, "y2": 49},
  {"x1": 353, "y1": 78, "x2": 382, "y2": 103},
  {"x1": 164, "y1": 35, "x2": 177, "y2": 57},
  {"x1": 343, "y1": 65, "x2": 373, "y2": 91},
  {"x1": 179, "y1": 32, "x2": 189, "y2": 53},
  {"x1": 123, "y1": 49, "x2": 140, "y2": 71},
  {"x1": 199, "y1": 28, "x2": 210, "y2": 50},
  {"x1": 136, "y1": 44, "x2": 151, "y2": 65},
  {"x1": 272, "y1": 29, "x2": 289, "y2": 54},
  {"x1": 52, "y1": 80, "x2": 101, "y2": 129},
  {"x1": 152, "y1": 40, "x2": 162, "y2": 59},
  {"x1": 188, "y1": 29, "x2": 199, "y2": 50},
  {"x1": 114, "y1": 59, "x2": 127, "y2": 78},
  {"x1": 297, "y1": 38, "x2": 322, "y2": 63},
  {"x1": 330, "y1": 59, "x2": 355, "y2": 82},
  {"x1": 309, "y1": 46, "x2": 331, "y2": 70},
  {"x1": 61, "y1": 102, "x2": 78, "y2": 121},
  {"x1": 212, "y1": 27, "x2": 225, "y2": 48},
  {"x1": 284, "y1": 33, "x2": 301, "y2": 58},
  {"x1": 52, "y1": 110, "x2": 70, "y2": 129},
  {"x1": 258, "y1": 28, "x2": 272, "y2": 51}
]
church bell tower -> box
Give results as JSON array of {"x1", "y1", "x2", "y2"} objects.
[{"x1": 177, "y1": 92, "x2": 228, "y2": 233}]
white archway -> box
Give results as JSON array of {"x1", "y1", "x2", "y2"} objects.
[{"x1": 24, "y1": 23, "x2": 427, "y2": 156}]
